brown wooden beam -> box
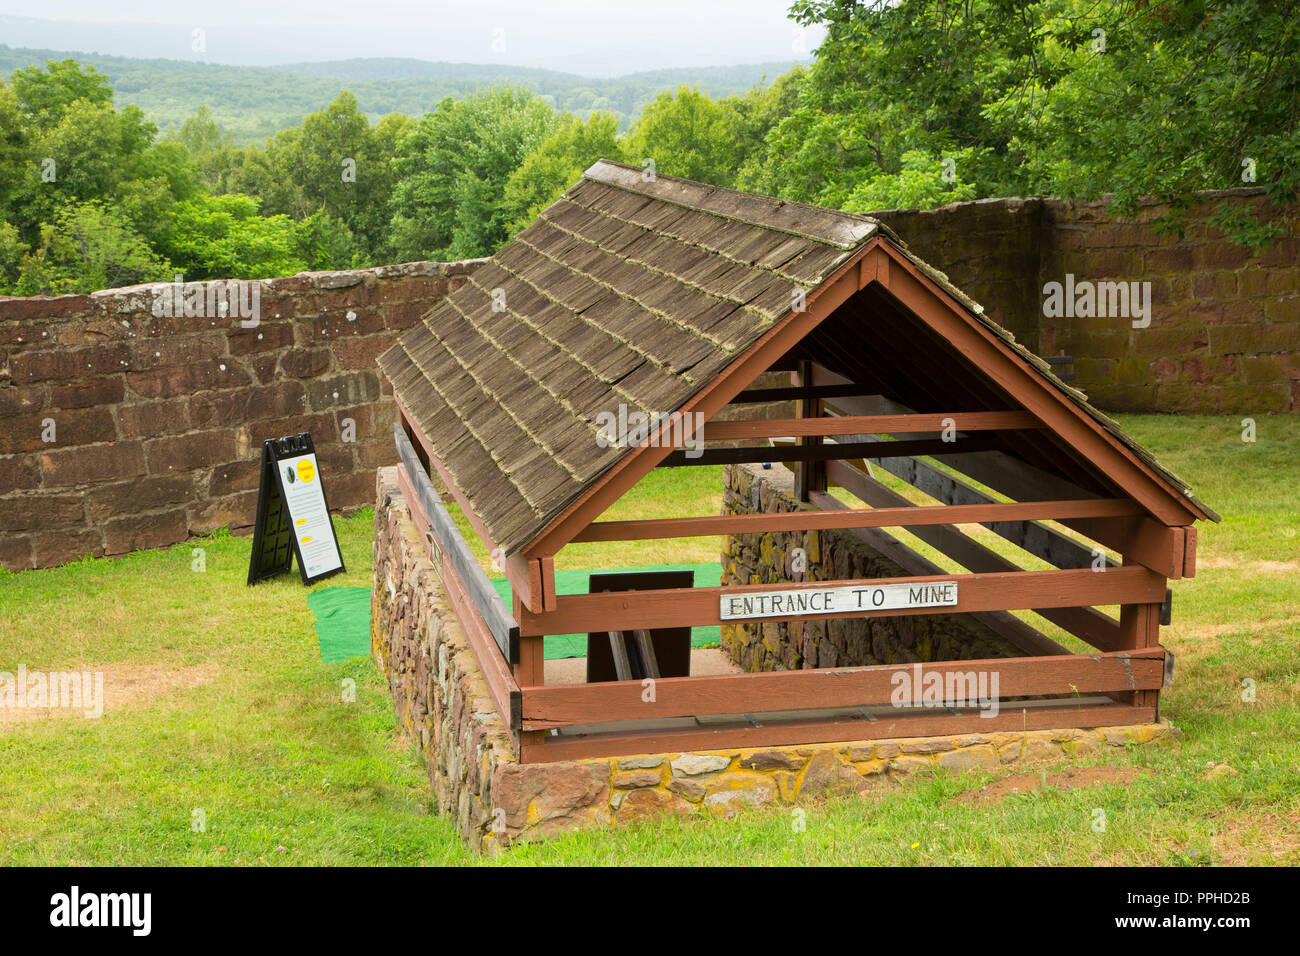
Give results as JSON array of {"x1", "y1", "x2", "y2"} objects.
[
  {"x1": 819, "y1": 462, "x2": 1124, "y2": 653},
  {"x1": 397, "y1": 462, "x2": 522, "y2": 733},
  {"x1": 726, "y1": 383, "x2": 867, "y2": 405},
  {"x1": 793, "y1": 358, "x2": 823, "y2": 502},
  {"x1": 522, "y1": 648, "x2": 1165, "y2": 727},
  {"x1": 658, "y1": 436, "x2": 1002, "y2": 468},
  {"x1": 518, "y1": 565, "x2": 1166, "y2": 636},
  {"x1": 571, "y1": 497, "x2": 1144, "y2": 544},
  {"x1": 519, "y1": 701, "x2": 1157, "y2": 763},
  {"x1": 703, "y1": 410, "x2": 1043, "y2": 441}
]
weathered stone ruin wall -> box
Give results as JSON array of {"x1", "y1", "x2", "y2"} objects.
[
  {"x1": 872, "y1": 187, "x2": 1299, "y2": 414},
  {"x1": 720, "y1": 463, "x2": 1025, "y2": 672},
  {"x1": 0, "y1": 259, "x2": 483, "y2": 570}
]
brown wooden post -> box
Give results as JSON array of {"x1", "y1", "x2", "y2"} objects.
[
  {"x1": 513, "y1": 595, "x2": 546, "y2": 687},
  {"x1": 793, "y1": 359, "x2": 826, "y2": 502},
  {"x1": 1119, "y1": 557, "x2": 1163, "y2": 714}
]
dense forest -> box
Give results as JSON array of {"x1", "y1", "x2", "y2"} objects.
[
  {"x1": 1, "y1": 0, "x2": 1295, "y2": 296},
  {"x1": 0, "y1": 46, "x2": 798, "y2": 143}
]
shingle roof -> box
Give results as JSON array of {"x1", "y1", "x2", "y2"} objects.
[
  {"x1": 379, "y1": 159, "x2": 881, "y2": 552},
  {"x1": 379, "y1": 159, "x2": 1215, "y2": 555}
]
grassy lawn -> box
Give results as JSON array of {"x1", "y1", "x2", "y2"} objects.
[{"x1": 1, "y1": 414, "x2": 1297, "y2": 865}]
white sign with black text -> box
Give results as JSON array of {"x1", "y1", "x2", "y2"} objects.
[
  {"x1": 719, "y1": 581, "x2": 958, "y2": 621},
  {"x1": 276, "y1": 452, "x2": 344, "y2": 580}
]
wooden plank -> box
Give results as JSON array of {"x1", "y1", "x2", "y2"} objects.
[
  {"x1": 394, "y1": 422, "x2": 520, "y2": 663},
  {"x1": 540, "y1": 555, "x2": 558, "y2": 611},
  {"x1": 841, "y1": 433, "x2": 1118, "y2": 571},
  {"x1": 397, "y1": 464, "x2": 522, "y2": 733},
  {"x1": 1119, "y1": 595, "x2": 1163, "y2": 713},
  {"x1": 607, "y1": 632, "x2": 633, "y2": 681},
  {"x1": 515, "y1": 625, "x2": 545, "y2": 687},
  {"x1": 396, "y1": 398, "x2": 542, "y2": 613},
  {"x1": 703, "y1": 410, "x2": 1043, "y2": 440},
  {"x1": 817, "y1": 465, "x2": 1122, "y2": 653},
  {"x1": 571, "y1": 497, "x2": 1143, "y2": 543},
  {"x1": 518, "y1": 565, "x2": 1166, "y2": 636},
  {"x1": 522, "y1": 648, "x2": 1165, "y2": 726},
  {"x1": 1184, "y1": 526, "x2": 1197, "y2": 578},
  {"x1": 820, "y1": 394, "x2": 1188, "y2": 579},
  {"x1": 823, "y1": 391, "x2": 1106, "y2": 502},
  {"x1": 505, "y1": 554, "x2": 543, "y2": 612},
  {"x1": 726, "y1": 383, "x2": 867, "y2": 405},
  {"x1": 1067, "y1": 516, "x2": 1186, "y2": 579},
  {"x1": 793, "y1": 358, "x2": 823, "y2": 502},
  {"x1": 519, "y1": 701, "x2": 1156, "y2": 762},
  {"x1": 658, "y1": 436, "x2": 1003, "y2": 468},
  {"x1": 632, "y1": 630, "x2": 661, "y2": 679}
]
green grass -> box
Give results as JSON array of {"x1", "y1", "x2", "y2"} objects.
[{"x1": 0, "y1": 414, "x2": 1297, "y2": 865}]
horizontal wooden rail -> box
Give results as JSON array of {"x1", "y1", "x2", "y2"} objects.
[
  {"x1": 658, "y1": 436, "x2": 1001, "y2": 467},
  {"x1": 394, "y1": 422, "x2": 520, "y2": 664},
  {"x1": 571, "y1": 497, "x2": 1143, "y2": 543},
  {"x1": 520, "y1": 700, "x2": 1157, "y2": 762},
  {"x1": 823, "y1": 461, "x2": 1125, "y2": 652},
  {"x1": 395, "y1": 463, "x2": 522, "y2": 732},
  {"x1": 727, "y1": 383, "x2": 866, "y2": 404},
  {"x1": 822, "y1": 393, "x2": 1193, "y2": 578},
  {"x1": 518, "y1": 565, "x2": 1166, "y2": 636},
  {"x1": 521, "y1": 648, "x2": 1165, "y2": 728},
  {"x1": 703, "y1": 411, "x2": 1042, "y2": 440}
]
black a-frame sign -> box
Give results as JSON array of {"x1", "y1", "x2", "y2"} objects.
[{"x1": 246, "y1": 432, "x2": 346, "y2": 586}]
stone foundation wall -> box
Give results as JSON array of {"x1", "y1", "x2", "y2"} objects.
[
  {"x1": 720, "y1": 463, "x2": 1025, "y2": 672},
  {"x1": 372, "y1": 466, "x2": 1176, "y2": 852}
]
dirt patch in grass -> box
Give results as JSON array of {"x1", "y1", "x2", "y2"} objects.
[
  {"x1": 955, "y1": 766, "x2": 1157, "y2": 807},
  {"x1": 1211, "y1": 811, "x2": 1300, "y2": 865},
  {"x1": 1196, "y1": 557, "x2": 1300, "y2": 574},
  {"x1": 0, "y1": 661, "x2": 219, "y2": 724}
]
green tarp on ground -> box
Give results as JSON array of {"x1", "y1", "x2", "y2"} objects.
[
  {"x1": 489, "y1": 562, "x2": 723, "y2": 660},
  {"x1": 309, "y1": 563, "x2": 724, "y2": 663},
  {"x1": 308, "y1": 586, "x2": 372, "y2": 663}
]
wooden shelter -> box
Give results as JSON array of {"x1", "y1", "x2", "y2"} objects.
[{"x1": 378, "y1": 160, "x2": 1217, "y2": 764}]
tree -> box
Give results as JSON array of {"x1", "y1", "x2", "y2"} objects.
[
  {"x1": 173, "y1": 107, "x2": 241, "y2": 192},
  {"x1": 154, "y1": 193, "x2": 309, "y2": 280},
  {"x1": 14, "y1": 202, "x2": 170, "y2": 295},
  {"x1": 389, "y1": 86, "x2": 560, "y2": 260},
  {"x1": 788, "y1": 0, "x2": 1300, "y2": 242},
  {"x1": 622, "y1": 86, "x2": 740, "y2": 186},
  {"x1": 501, "y1": 111, "x2": 623, "y2": 234}
]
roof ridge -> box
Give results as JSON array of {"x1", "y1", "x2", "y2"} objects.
[
  {"x1": 583, "y1": 159, "x2": 879, "y2": 250},
  {"x1": 547, "y1": 193, "x2": 823, "y2": 288}
]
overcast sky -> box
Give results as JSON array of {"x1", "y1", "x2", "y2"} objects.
[{"x1": 0, "y1": 2, "x2": 824, "y2": 74}]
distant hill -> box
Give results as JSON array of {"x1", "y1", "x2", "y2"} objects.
[{"x1": 0, "y1": 46, "x2": 803, "y2": 145}]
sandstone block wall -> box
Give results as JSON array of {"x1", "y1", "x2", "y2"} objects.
[
  {"x1": 720, "y1": 463, "x2": 1025, "y2": 672},
  {"x1": 872, "y1": 188, "x2": 1299, "y2": 414},
  {"x1": 371, "y1": 467, "x2": 1177, "y2": 852},
  {"x1": 0, "y1": 259, "x2": 483, "y2": 570}
]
